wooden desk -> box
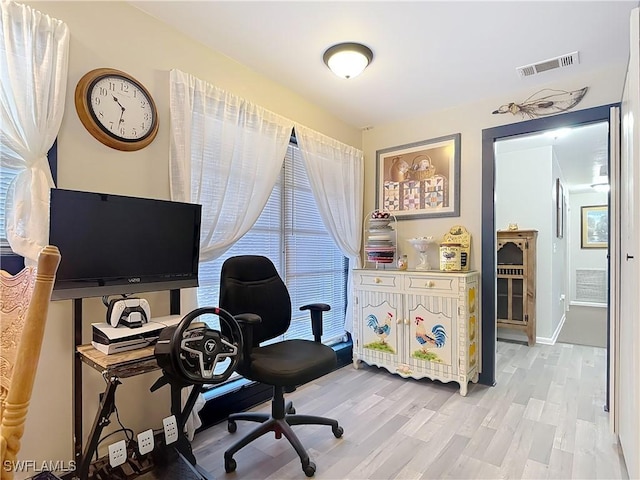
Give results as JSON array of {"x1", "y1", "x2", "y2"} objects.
[
  {"x1": 77, "y1": 344, "x2": 159, "y2": 378},
  {"x1": 74, "y1": 344, "x2": 211, "y2": 480},
  {"x1": 75, "y1": 344, "x2": 162, "y2": 480}
]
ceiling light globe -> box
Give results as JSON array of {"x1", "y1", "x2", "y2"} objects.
[{"x1": 323, "y1": 42, "x2": 373, "y2": 79}]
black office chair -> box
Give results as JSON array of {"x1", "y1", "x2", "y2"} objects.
[{"x1": 219, "y1": 255, "x2": 344, "y2": 477}]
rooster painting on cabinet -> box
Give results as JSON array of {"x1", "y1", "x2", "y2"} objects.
[
  {"x1": 365, "y1": 311, "x2": 395, "y2": 353},
  {"x1": 360, "y1": 300, "x2": 400, "y2": 362},
  {"x1": 409, "y1": 307, "x2": 452, "y2": 366}
]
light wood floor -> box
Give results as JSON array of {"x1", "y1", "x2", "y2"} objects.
[{"x1": 191, "y1": 341, "x2": 629, "y2": 479}]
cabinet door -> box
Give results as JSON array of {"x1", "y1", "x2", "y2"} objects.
[
  {"x1": 405, "y1": 293, "x2": 456, "y2": 375},
  {"x1": 356, "y1": 289, "x2": 402, "y2": 366}
]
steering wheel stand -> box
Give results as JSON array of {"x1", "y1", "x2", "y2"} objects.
[{"x1": 150, "y1": 306, "x2": 242, "y2": 479}]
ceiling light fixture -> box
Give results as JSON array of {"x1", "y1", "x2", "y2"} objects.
[{"x1": 323, "y1": 42, "x2": 373, "y2": 79}]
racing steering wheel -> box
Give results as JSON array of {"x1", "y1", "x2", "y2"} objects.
[{"x1": 155, "y1": 307, "x2": 242, "y2": 385}]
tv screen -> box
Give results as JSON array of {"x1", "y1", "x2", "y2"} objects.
[{"x1": 49, "y1": 188, "x2": 202, "y2": 300}]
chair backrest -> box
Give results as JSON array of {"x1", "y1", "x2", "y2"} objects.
[
  {"x1": 1, "y1": 245, "x2": 60, "y2": 478},
  {"x1": 219, "y1": 255, "x2": 291, "y2": 345}
]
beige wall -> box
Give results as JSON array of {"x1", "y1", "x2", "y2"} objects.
[
  {"x1": 19, "y1": 1, "x2": 361, "y2": 475},
  {"x1": 361, "y1": 68, "x2": 625, "y2": 272}
]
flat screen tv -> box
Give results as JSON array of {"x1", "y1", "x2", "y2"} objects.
[{"x1": 49, "y1": 188, "x2": 202, "y2": 301}]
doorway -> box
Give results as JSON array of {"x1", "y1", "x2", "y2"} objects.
[
  {"x1": 479, "y1": 104, "x2": 617, "y2": 388},
  {"x1": 494, "y1": 121, "x2": 610, "y2": 347}
]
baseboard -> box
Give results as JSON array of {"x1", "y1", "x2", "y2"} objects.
[{"x1": 497, "y1": 314, "x2": 566, "y2": 346}]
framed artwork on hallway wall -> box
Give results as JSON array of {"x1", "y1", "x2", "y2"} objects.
[
  {"x1": 581, "y1": 205, "x2": 608, "y2": 249},
  {"x1": 375, "y1": 133, "x2": 461, "y2": 219}
]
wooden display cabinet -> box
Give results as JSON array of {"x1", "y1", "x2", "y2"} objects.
[{"x1": 496, "y1": 229, "x2": 537, "y2": 346}]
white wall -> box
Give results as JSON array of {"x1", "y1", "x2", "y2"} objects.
[
  {"x1": 19, "y1": 2, "x2": 361, "y2": 476},
  {"x1": 495, "y1": 146, "x2": 560, "y2": 341},
  {"x1": 569, "y1": 190, "x2": 609, "y2": 303}
]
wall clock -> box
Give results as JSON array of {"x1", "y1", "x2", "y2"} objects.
[{"x1": 74, "y1": 68, "x2": 159, "y2": 151}]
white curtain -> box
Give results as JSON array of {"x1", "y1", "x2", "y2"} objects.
[
  {"x1": 294, "y1": 123, "x2": 364, "y2": 333},
  {"x1": 0, "y1": 1, "x2": 69, "y2": 263},
  {"x1": 169, "y1": 69, "x2": 294, "y2": 262}
]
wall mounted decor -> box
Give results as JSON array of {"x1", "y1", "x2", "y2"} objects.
[
  {"x1": 581, "y1": 205, "x2": 608, "y2": 248},
  {"x1": 492, "y1": 87, "x2": 588, "y2": 118},
  {"x1": 75, "y1": 68, "x2": 159, "y2": 151},
  {"x1": 375, "y1": 133, "x2": 460, "y2": 220}
]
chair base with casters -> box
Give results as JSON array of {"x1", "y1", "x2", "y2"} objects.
[{"x1": 224, "y1": 384, "x2": 343, "y2": 477}]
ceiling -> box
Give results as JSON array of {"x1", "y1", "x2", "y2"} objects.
[
  {"x1": 495, "y1": 121, "x2": 610, "y2": 193},
  {"x1": 130, "y1": 1, "x2": 635, "y2": 190}
]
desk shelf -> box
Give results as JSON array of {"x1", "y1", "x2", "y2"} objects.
[{"x1": 77, "y1": 344, "x2": 158, "y2": 379}]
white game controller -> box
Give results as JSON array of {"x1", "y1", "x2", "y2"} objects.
[{"x1": 107, "y1": 298, "x2": 151, "y2": 328}]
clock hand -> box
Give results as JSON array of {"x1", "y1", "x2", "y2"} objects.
[{"x1": 112, "y1": 95, "x2": 126, "y2": 124}]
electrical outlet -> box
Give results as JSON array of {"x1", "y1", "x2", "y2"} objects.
[
  {"x1": 108, "y1": 439, "x2": 127, "y2": 468},
  {"x1": 163, "y1": 415, "x2": 179, "y2": 445},
  {"x1": 137, "y1": 429, "x2": 154, "y2": 455}
]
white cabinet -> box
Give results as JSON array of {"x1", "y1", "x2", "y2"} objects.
[{"x1": 352, "y1": 269, "x2": 480, "y2": 396}]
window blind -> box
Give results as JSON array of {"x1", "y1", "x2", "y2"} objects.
[
  {"x1": 196, "y1": 143, "x2": 347, "y2": 345},
  {"x1": 0, "y1": 167, "x2": 19, "y2": 254}
]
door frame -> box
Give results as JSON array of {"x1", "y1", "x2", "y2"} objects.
[{"x1": 480, "y1": 104, "x2": 618, "y2": 387}]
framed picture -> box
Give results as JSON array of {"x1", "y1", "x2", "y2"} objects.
[
  {"x1": 375, "y1": 133, "x2": 460, "y2": 219},
  {"x1": 556, "y1": 178, "x2": 564, "y2": 238},
  {"x1": 581, "y1": 205, "x2": 608, "y2": 248}
]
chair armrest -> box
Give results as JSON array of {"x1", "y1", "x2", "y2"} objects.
[
  {"x1": 234, "y1": 313, "x2": 262, "y2": 325},
  {"x1": 233, "y1": 313, "x2": 261, "y2": 363},
  {"x1": 300, "y1": 303, "x2": 331, "y2": 342}
]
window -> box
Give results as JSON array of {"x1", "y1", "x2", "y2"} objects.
[{"x1": 197, "y1": 142, "x2": 347, "y2": 345}]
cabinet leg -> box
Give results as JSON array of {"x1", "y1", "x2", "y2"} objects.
[
  {"x1": 459, "y1": 382, "x2": 468, "y2": 396},
  {"x1": 352, "y1": 358, "x2": 361, "y2": 370}
]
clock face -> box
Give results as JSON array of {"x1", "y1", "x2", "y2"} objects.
[
  {"x1": 75, "y1": 68, "x2": 159, "y2": 151},
  {"x1": 88, "y1": 74, "x2": 155, "y2": 141}
]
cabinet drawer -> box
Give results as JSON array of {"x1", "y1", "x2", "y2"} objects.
[
  {"x1": 404, "y1": 274, "x2": 458, "y2": 293},
  {"x1": 355, "y1": 272, "x2": 400, "y2": 291}
]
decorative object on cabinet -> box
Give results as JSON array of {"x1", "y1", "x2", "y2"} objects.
[
  {"x1": 491, "y1": 86, "x2": 588, "y2": 118},
  {"x1": 580, "y1": 205, "x2": 608, "y2": 249},
  {"x1": 496, "y1": 229, "x2": 537, "y2": 346},
  {"x1": 439, "y1": 243, "x2": 462, "y2": 271},
  {"x1": 352, "y1": 269, "x2": 480, "y2": 396},
  {"x1": 375, "y1": 133, "x2": 460, "y2": 219},
  {"x1": 443, "y1": 225, "x2": 471, "y2": 270},
  {"x1": 556, "y1": 178, "x2": 565, "y2": 239},
  {"x1": 408, "y1": 236, "x2": 436, "y2": 270},
  {"x1": 364, "y1": 210, "x2": 397, "y2": 268},
  {"x1": 75, "y1": 68, "x2": 159, "y2": 151}
]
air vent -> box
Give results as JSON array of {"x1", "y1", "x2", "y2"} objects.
[{"x1": 516, "y1": 51, "x2": 580, "y2": 78}]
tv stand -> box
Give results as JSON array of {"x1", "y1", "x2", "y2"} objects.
[{"x1": 67, "y1": 289, "x2": 208, "y2": 480}]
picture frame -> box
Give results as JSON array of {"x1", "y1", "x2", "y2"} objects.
[
  {"x1": 581, "y1": 205, "x2": 608, "y2": 249},
  {"x1": 375, "y1": 133, "x2": 460, "y2": 220},
  {"x1": 556, "y1": 178, "x2": 564, "y2": 239}
]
